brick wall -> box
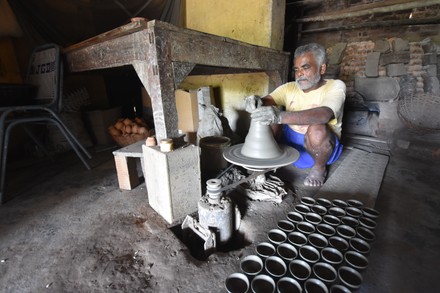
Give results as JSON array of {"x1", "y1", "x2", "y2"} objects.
[
  {"x1": 324, "y1": 37, "x2": 439, "y2": 138},
  {"x1": 408, "y1": 42, "x2": 425, "y2": 94},
  {"x1": 334, "y1": 38, "x2": 437, "y2": 99},
  {"x1": 289, "y1": 0, "x2": 440, "y2": 141},
  {"x1": 338, "y1": 41, "x2": 375, "y2": 95}
]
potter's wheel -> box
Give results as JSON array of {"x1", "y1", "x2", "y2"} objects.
[{"x1": 223, "y1": 144, "x2": 299, "y2": 170}]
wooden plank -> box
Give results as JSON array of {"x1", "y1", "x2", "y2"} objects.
[
  {"x1": 64, "y1": 30, "x2": 150, "y2": 72},
  {"x1": 113, "y1": 140, "x2": 144, "y2": 158},
  {"x1": 64, "y1": 19, "x2": 290, "y2": 143},
  {"x1": 112, "y1": 140, "x2": 147, "y2": 190},
  {"x1": 114, "y1": 155, "x2": 140, "y2": 190},
  {"x1": 153, "y1": 21, "x2": 289, "y2": 72},
  {"x1": 64, "y1": 21, "x2": 288, "y2": 76},
  {"x1": 296, "y1": 0, "x2": 440, "y2": 23},
  {"x1": 62, "y1": 18, "x2": 149, "y2": 54}
]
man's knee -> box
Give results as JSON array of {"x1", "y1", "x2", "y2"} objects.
[{"x1": 305, "y1": 124, "x2": 332, "y2": 146}]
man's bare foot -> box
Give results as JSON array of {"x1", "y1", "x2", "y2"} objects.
[{"x1": 304, "y1": 167, "x2": 327, "y2": 187}]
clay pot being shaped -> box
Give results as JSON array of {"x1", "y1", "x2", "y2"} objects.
[{"x1": 240, "y1": 119, "x2": 282, "y2": 159}]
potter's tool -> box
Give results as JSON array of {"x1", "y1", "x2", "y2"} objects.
[
  {"x1": 216, "y1": 167, "x2": 275, "y2": 192},
  {"x1": 181, "y1": 178, "x2": 241, "y2": 254},
  {"x1": 222, "y1": 119, "x2": 299, "y2": 203},
  {"x1": 181, "y1": 120, "x2": 299, "y2": 255}
]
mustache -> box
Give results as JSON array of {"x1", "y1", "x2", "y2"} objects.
[{"x1": 296, "y1": 77, "x2": 309, "y2": 82}]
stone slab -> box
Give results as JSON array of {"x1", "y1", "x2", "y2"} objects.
[
  {"x1": 422, "y1": 75, "x2": 440, "y2": 95},
  {"x1": 391, "y1": 38, "x2": 409, "y2": 52},
  {"x1": 328, "y1": 43, "x2": 347, "y2": 65},
  {"x1": 424, "y1": 65, "x2": 437, "y2": 77},
  {"x1": 365, "y1": 52, "x2": 380, "y2": 77},
  {"x1": 315, "y1": 148, "x2": 389, "y2": 208},
  {"x1": 380, "y1": 52, "x2": 410, "y2": 66},
  {"x1": 399, "y1": 74, "x2": 417, "y2": 98},
  {"x1": 423, "y1": 53, "x2": 438, "y2": 66},
  {"x1": 374, "y1": 39, "x2": 390, "y2": 53},
  {"x1": 325, "y1": 64, "x2": 340, "y2": 78},
  {"x1": 421, "y1": 38, "x2": 436, "y2": 53},
  {"x1": 386, "y1": 63, "x2": 407, "y2": 77},
  {"x1": 355, "y1": 77, "x2": 400, "y2": 101}
]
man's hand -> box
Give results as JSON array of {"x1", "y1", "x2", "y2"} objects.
[
  {"x1": 245, "y1": 95, "x2": 263, "y2": 113},
  {"x1": 251, "y1": 106, "x2": 282, "y2": 125}
]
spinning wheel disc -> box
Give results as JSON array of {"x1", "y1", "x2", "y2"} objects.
[{"x1": 223, "y1": 144, "x2": 299, "y2": 170}]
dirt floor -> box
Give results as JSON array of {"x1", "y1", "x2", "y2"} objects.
[{"x1": 0, "y1": 133, "x2": 439, "y2": 293}]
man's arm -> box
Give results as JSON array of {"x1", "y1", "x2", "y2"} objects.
[
  {"x1": 260, "y1": 95, "x2": 283, "y2": 139},
  {"x1": 280, "y1": 107, "x2": 334, "y2": 125},
  {"x1": 261, "y1": 95, "x2": 278, "y2": 106},
  {"x1": 255, "y1": 94, "x2": 334, "y2": 125}
]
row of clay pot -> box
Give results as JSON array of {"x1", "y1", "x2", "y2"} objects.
[{"x1": 225, "y1": 197, "x2": 379, "y2": 293}]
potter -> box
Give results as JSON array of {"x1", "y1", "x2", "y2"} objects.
[{"x1": 245, "y1": 43, "x2": 346, "y2": 187}]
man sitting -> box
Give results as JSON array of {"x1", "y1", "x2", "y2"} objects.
[{"x1": 245, "y1": 43, "x2": 346, "y2": 187}]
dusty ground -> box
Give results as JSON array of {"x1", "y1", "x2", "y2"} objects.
[
  {"x1": 0, "y1": 150, "x2": 301, "y2": 292},
  {"x1": 0, "y1": 133, "x2": 439, "y2": 292}
]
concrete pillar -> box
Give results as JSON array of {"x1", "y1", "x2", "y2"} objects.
[{"x1": 143, "y1": 144, "x2": 202, "y2": 224}]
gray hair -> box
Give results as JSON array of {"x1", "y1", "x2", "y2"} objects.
[{"x1": 294, "y1": 43, "x2": 327, "y2": 67}]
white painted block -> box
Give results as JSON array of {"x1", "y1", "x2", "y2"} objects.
[
  {"x1": 143, "y1": 144, "x2": 201, "y2": 224},
  {"x1": 195, "y1": 86, "x2": 213, "y2": 123}
]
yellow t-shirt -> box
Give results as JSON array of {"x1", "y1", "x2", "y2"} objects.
[{"x1": 269, "y1": 79, "x2": 346, "y2": 138}]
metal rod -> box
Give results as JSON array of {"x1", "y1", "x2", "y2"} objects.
[
  {"x1": 215, "y1": 163, "x2": 235, "y2": 179},
  {"x1": 133, "y1": 0, "x2": 155, "y2": 17},
  {"x1": 113, "y1": 0, "x2": 133, "y2": 18}
]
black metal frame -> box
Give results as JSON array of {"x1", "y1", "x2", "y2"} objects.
[{"x1": 0, "y1": 43, "x2": 92, "y2": 204}]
